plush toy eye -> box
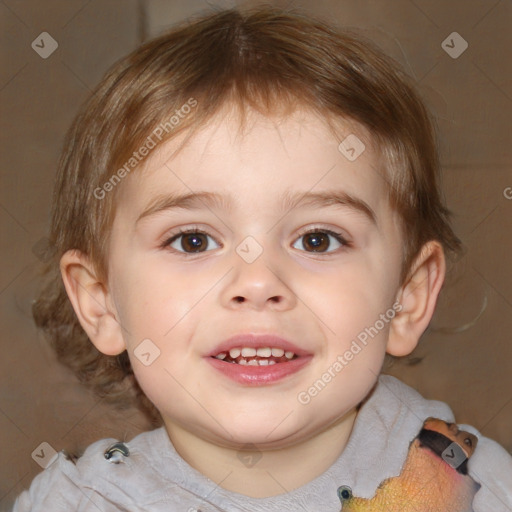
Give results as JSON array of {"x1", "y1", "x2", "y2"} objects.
[
  {"x1": 463, "y1": 437, "x2": 473, "y2": 448},
  {"x1": 337, "y1": 485, "x2": 352, "y2": 502}
]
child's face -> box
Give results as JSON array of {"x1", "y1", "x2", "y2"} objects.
[{"x1": 106, "y1": 106, "x2": 404, "y2": 448}]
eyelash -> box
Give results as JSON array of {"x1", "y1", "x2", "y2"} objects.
[{"x1": 160, "y1": 225, "x2": 351, "y2": 255}]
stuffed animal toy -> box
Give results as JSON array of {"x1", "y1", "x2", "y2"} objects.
[{"x1": 337, "y1": 418, "x2": 480, "y2": 511}]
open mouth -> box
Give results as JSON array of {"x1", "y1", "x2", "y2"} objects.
[{"x1": 212, "y1": 347, "x2": 298, "y2": 366}]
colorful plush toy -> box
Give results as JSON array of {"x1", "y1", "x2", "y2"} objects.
[{"x1": 337, "y1": 418, "x2": 480, "y2": 511}]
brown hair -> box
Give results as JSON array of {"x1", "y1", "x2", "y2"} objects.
[{"x1": 33, "y1": 6, "x2": 462, "y2": 423}]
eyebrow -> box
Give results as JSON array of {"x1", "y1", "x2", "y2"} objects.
[{"x1": 136, "y1": 189, "x2": 377, "y2": 225}]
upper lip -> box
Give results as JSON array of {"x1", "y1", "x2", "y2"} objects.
[{"x1": 207, "y1": 334, "x2": 311, "y2": 357}]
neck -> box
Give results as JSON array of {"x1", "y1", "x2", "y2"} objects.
[{"x1": 164, "y1": 407, "x2": 358, "y2": 498}]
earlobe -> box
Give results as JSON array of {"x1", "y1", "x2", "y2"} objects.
[
  {"x1": 60, "y1": 249, "x2": 126, "y2": 356},
  {"x1": 387, "y1": 241, "x2": 446, "y2": 357}
]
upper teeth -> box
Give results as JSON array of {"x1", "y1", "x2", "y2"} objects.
[{"x1": 214, "y1": 347, "x2": 296, "y2": 359}]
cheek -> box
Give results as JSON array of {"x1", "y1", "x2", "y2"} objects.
[
  {"x1": 303, "y1": 256, "x2": 396, "y2": 339},
  {"x1": 110, "y1": 256, "x2": 196, "y2": 337},
  {"x1": 128, "y1": 348, "x2": 208, "y2": 426}
]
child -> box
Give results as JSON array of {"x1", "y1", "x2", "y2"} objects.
[{"x1": 13, "y1": 6, "x2": 512, "y2": 512}]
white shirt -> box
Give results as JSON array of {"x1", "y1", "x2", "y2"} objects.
[{"x1": 12, "y1": 375, "x2": 512, "y2": 511}]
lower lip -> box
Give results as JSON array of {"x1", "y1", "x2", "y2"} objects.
[{"x1": 206, "y1": 356, "x2": 313, "y2": 385}]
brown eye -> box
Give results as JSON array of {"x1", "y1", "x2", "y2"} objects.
[
  {"x1": 165, "y1": 230, "x2": 220, "y2": 253},
  {"x1": 463, "y1": 437, "x2": 473, "y2": 448},
  {"x1": 293, "y1": 229, "x2": 348, "y2": 253},
  {"x1": 181, "y1": 233, "x2": 208, "y2": 252},
  {"x1": 304, "y1": 232, "x2": 329, "y2": 252}
]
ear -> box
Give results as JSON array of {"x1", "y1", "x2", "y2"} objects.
[
  {"x1": 60, "y1": 249, "x2": 126, "y2": 356},
  {"x1": 387, "y1": 240, "x2": 446, "y2": 357}
]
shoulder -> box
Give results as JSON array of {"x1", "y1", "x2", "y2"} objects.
[
  {"x1": 346, "y1": 374, "x2": 455, "y2": 496},
  {"x1": 374, "y1": 375, "x2": 512, "y2": 511},
  {"x1": 11, "y1": 439, "x2": 109, "y2": 512},
  {"x1": 458, "y1": 422, "x2": 512, "y2": 511},
  {"x1": 12, "y1": 428, "x2": 171, "y2": 512},
  {"x1": 368, "y1": 374, "x2": 456, "y2": 430}
]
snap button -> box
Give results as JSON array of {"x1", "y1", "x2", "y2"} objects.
[{"x1": 104, "y1": 442, "x2": 130, "y2": 464}]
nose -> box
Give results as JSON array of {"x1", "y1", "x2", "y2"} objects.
[
  {"x1": 221, "y1": 247, "x2": 297, "y2": 311},
  {"x1": 447, "y1": 422, "x2": 459, "y2": 435}
]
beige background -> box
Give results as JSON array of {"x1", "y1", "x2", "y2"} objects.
[{"x1": 1, "y1": 0, "x2": 511, "y2": 509}]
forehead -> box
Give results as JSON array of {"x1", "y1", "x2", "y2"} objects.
[{"x1": 114, "y1": 106, "x2": 392, "y2": 226}]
